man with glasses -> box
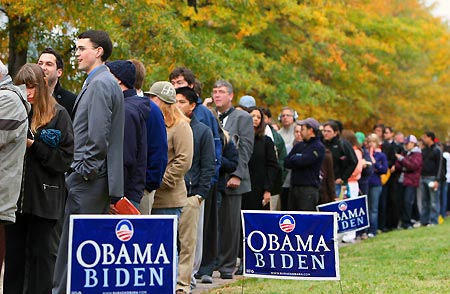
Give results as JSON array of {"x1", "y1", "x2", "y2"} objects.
[
  {"x1": 52, "y1": 30, "x2": 124, "y2": 294},
  {"x1": 284, "y1": 118, "x2": 325, "y2": 211},
  {"x1": 278, "y1": 107, "x2": 297, "y2": 151}
]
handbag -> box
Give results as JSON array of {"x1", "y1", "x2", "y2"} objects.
[
  {"x1": 380, "y1": 168, "x2": 391, "y2": 185},
  {"x1": 40, "y1": 129, "x2": 61, "y2": 148}
]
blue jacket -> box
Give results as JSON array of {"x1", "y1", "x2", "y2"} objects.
[
  {"x1": 185, "y1": 115, "x2": 216, "y2": 198},
  {"x1": 193, "y1": 103, "x2": 222, "y2": 182},
  {"x1": 284, "y1": 136, "x2": 325, "y2": 188},
  {"x1": 368, "y1": 151, "x2": 388, "y2": 187},
  {"x1": 122, "y1": 89, "x2": 149, "y2": 203},
  {"x1": 145, "y1": 99, "x2": 168, "y2": 192}
]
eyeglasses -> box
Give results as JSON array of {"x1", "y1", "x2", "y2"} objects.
[{"x1": 74, "y1": 46, "x2": 99, "y2": 53}]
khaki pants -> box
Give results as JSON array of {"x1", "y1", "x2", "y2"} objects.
[
  {"x1": 177, "y1": 196, "x2": 201, "y2": 293},
  {"x1": 138, "y1": 189, "x2": 156, "y2": 215}
]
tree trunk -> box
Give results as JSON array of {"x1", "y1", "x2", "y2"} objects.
[{"x1": 7, "y1": 14, "x2": 30, "y2": 78}]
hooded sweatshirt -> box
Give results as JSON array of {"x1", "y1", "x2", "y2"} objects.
[{"x1": 396, "y1": 146, "x2": 423, "y2": 187}]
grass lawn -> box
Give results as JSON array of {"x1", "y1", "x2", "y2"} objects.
[{"x1": 207, "y1": 220, "x2": 450, "y2": 293}]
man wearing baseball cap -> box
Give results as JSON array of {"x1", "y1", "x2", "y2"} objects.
[{"x1": 284, "y1": 117, "x2": 325, "y2": 211}]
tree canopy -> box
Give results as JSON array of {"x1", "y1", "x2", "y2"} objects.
[{"x1": 1, "y1": 0, "x2": 449, "y2": 137}]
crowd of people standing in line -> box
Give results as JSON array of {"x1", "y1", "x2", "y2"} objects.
[{"x1": 0, "y1": 29, "x2": 449, "y2": 294}]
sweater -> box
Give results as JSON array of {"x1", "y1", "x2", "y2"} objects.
[{"x1": 368, "y1": 151, "x2": 388, "y2": 187}]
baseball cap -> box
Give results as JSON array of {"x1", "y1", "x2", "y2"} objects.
[
  {"x1": 144, "y1": 81, "x2": 176, "y2": 104},
  {"x1": 297, "y1": 117, "x2": 320, "y2": 130}
]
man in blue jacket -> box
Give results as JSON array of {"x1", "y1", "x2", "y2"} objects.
[
  {"x1": 285, "y1": 118, "x2": 325, "y2": 211},
  {"x1": 169, "y1": 67, "x2": 221, "y2": 285},
  {"x1": 175, "y1": 87, "x2": 215, "y2": 294}
]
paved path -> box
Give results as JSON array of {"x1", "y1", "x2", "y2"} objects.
[{"x1": 192, "y1": 271, "x2": 243, "y2": 294}]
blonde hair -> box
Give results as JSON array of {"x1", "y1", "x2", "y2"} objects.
[
  {"x1": 159, "y1": 101, "x2": 189, "y2": 128},
  {"x1": 366, "y1": 133, "x2": 381, "y2": 146},
  {"x1": 14, "y1": 63, "x2": 56, "y2": 133}
]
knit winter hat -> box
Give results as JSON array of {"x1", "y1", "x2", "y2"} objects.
[
  {"x1": 355, "y1": 132, "x2": 366, "y2": 145},
  {"x1": 145, "y1": 81, "x2": 176, "y2": 104},
  {"x1": 106, "y1": 60, "x2": 136, "y2": 89}
]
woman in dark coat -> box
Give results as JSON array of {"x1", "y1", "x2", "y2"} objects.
[
  {"x1": 242, "y1": 106, "x2": 280, "y2": 210},
  {"x1": 4, "y1": 64, "x2": 74, "y2": 294},
  {"x1": 236, "y1": 107, "x2": 279, "y2": 275}
]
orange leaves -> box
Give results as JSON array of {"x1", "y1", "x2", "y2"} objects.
[{"x1": 327, "y1": 43, "x2": 347, "y2": 72}]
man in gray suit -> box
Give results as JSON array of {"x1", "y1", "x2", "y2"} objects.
[
  {"x1": 213, "y1": 80, "x2": 254, "y2": 279},
  {"x1": 52, "y1": 30, "x2": 124, "y2": 294}
]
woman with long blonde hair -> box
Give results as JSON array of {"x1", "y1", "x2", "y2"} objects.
[
  {"x1": 144, "y1": 81, "x2": 193, "y2": 217},
  {"x1": 4, "y1": 64, "x2": 74, "y2": 294}
]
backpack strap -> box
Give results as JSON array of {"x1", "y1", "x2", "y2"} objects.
[{"x1": 0, "y1": 84, "x2": 29, "y2": 114}]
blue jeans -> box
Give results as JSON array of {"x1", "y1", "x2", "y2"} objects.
[
  {"x1": 152, "y1": 207, "x2": 183, "y2": 220},
  {"x1": 401, "y1": 185, "x2": 417, "y2": 228},
  {"x1": 441, "y1": 182, "x2": 448, "y2": 217},
  {"x1": 151, "y1": 207, "x2": 182, "y2": 290},
  {"x1": 420, "y1": 177, "x2": 440, "y2": 225},
  {"x1": 368, "y1": 186, "x2": 382, "y2": 235}
]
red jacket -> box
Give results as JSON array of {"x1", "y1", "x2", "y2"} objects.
[{"x1": 395, "y1": 147, "x2": 423, "y2": 187}]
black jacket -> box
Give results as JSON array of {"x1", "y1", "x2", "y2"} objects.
[
  {"x1": 18, "y1": 104, "x2": 74, "y2": 220},
  {"x1": 185, "y1": 115, "x2": 216, "y2": 199},
  {"x1": 53, "y1": 81, "x2": 76, "y2": 118},
  {"x1": 323, "y1": 136, "x2": 358, "y2": 183},
  {"x1": 421, "y1": 144, "x2": 442, "y2": 178},
  {"x1": 242, "y1": 135, "x2": 280, "y2": 210},
  {"x1": 285, "y1": 136, "x2": 325, "y2": 188},
  {"x1": 218, "y1": 129, "x2": 239, "y2": 192}
]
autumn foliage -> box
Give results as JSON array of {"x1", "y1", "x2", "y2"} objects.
[{"x1": 1, "y1": 0, "x2": 449, "y2": 137}]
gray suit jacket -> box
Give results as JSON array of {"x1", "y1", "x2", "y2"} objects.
[
  {"x1": 223, "y1": 108, "x2": 254, "y2": 195},
  {"x1": 71, "y1": 65, "x2": 124, "y2": 197}
]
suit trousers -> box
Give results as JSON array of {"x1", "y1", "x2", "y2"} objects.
[
  {"x1": 217, "y1": 194, "x2": 242, "y2": 275},
  {"x1": 177, "y1": 196, "x2": 202, "y2": 293},
  {"x1": 52, "y1": 173, "x2": 109, "y2": 294},
  {"x1": 197, "y1": 184, "x2": 219, "y2": 277}
]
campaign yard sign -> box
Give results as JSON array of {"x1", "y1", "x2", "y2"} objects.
[
  {"x1": 317, "y1": 195, "x2": 370, "y2": 233},
  {"x1": 242, "y1": 211, "x2": 339, "y2": 280},
  {"x1": 68, "y1": 215, "x2": 177, "y2": 294}
]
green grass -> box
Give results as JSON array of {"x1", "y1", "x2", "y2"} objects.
[{"x1": 206, "y1": 220, "x2": 450, "y2": 293}]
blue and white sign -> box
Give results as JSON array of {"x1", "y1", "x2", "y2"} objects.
[
  {"x1": 68, "y1": 215, "x2": 177, "y2": 294},
  {"x1": 242, "y1": 211, "x2": 339, "y2": 280},
  {"x1": 317, "y1": 195, "x2": 369, "y2": 233}
]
